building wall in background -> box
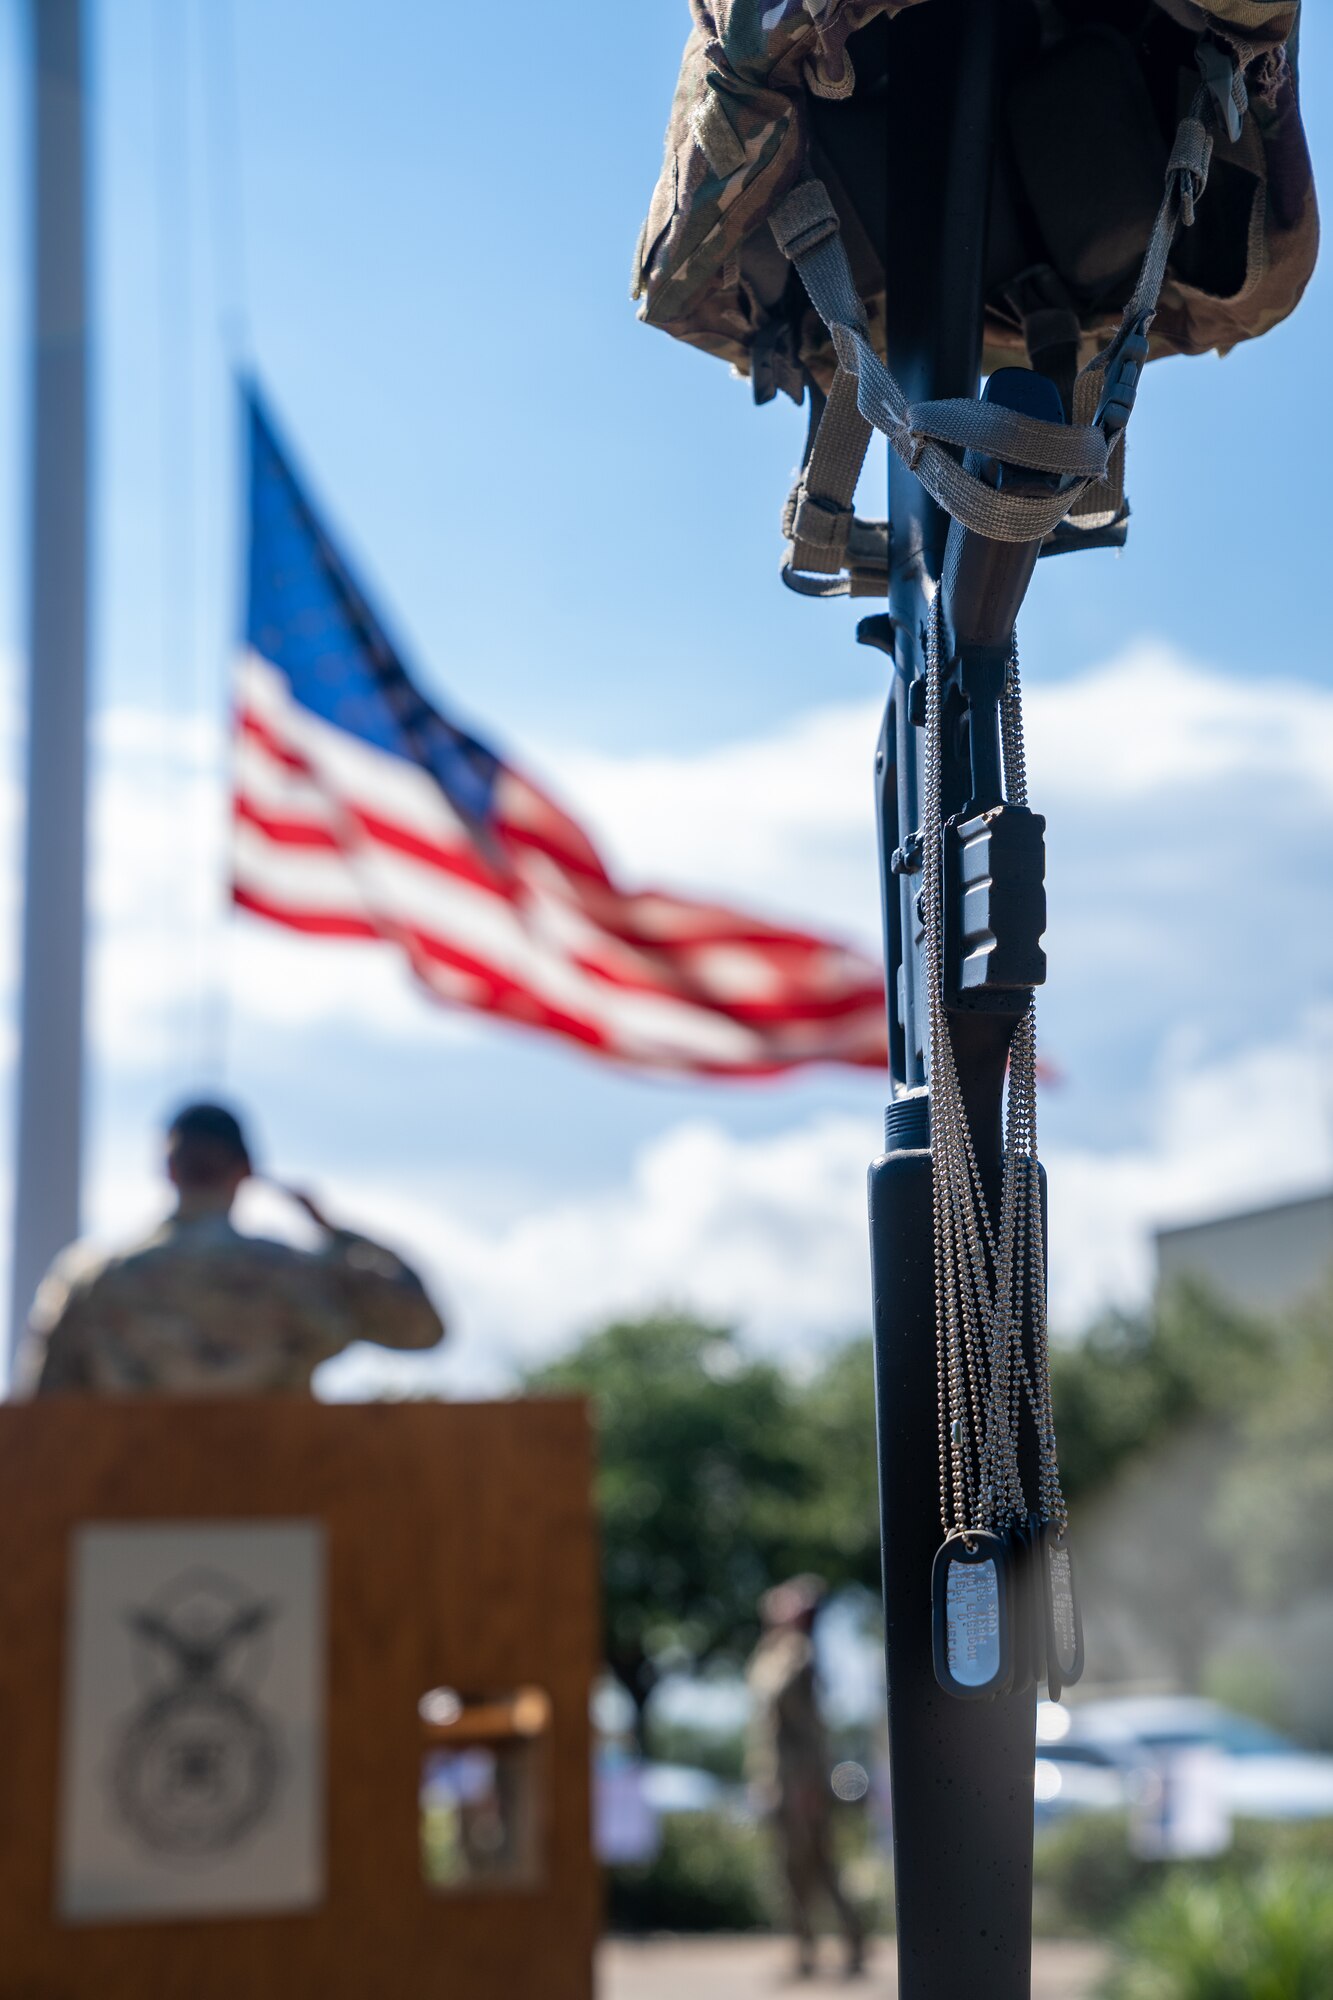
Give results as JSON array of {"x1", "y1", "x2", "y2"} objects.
[
  {"x1": 1154, "y1": 1191, "x2": 1333, "y2": 1315},
  {"x1": 1072, "y1": 1191, "x2": 1333, "y2": 1733}
]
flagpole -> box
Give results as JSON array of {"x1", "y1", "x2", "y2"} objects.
[{"x1": 8, "y1": 0, "x2": 89, "y2": 1372}]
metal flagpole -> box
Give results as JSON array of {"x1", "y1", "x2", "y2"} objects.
[{"x1": 8, "y1": 0, "x2": 89, "y2": 1372}]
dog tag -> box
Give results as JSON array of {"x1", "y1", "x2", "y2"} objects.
[
  {"x1": 1007, "y1": 1516, "x2": 1044, "y2": 1697},
  {"x1": 932, "y1": 1530, "x2": 1012, "y2": 1700},
  {"x1": 1039, "y1": 1520, "x2": 1084, "y2": 1699}
]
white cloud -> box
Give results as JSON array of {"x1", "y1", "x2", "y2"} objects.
[
  {"x1": 308, "y1": 1000, "x2": 1328, "y2": 1408},
  {"x1": 313, "y1": 1111, "x2": 880, "y2": 1399},
  {"x1": 49, "y1": 643, "x2": 1333, "y2": 1091},
  {"x1": 555, "y1": 700, "x2": 883, "y2": 946},
  {"x1": 311, "y1": 640, "x2": 1333, "y2": 1390},
  {"x1": 81, "y1": 708, "x2": 481, "y2": 1069},
  {"x1": 4, "y1": 639, "x2": 1332, "y2": 1386},
  {"x1": 1044, "y1": 1004, "x2": 1333, "y2": 1327},
  {"x1": 314, "y1": 999, "x2": 1333, "y2": 1398},
  {"x1": 1025, "y1": 647, "x2": 1333, "y2": 802}
]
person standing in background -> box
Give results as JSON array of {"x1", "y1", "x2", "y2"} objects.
[
  {"x1": 746, "y1": 1574, "x2": 866, "y2": 1981},
  {"x1": 12, "y1": 1100, "x2": 445, "y2": 1396}
]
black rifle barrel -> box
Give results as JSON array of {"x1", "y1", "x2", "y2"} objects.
[{"x1": 872, "y1": 4, "x2": 1045, "y2": 1995}]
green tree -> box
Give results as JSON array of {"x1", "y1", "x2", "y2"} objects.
[
  {"x1": 1049, "y1": 1281, "x2": 1266, "y2": 1509},
  {"x1": 786, "y1": 1334, "x2": 881, "y2": 1596},
  {"x1": 525, "y1": 1312, "x2": 813, "y2": 1741},
  {"x1": 1047, "y1": 1281, "x2": 1281, "y2": 1687},
  {"x1": 522, "y1": 1281, "x2": 1287, "y2": 1744}
]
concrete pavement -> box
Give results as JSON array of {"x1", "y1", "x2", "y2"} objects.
[{"x1": 601, "y1": 1936, "x2": 1109, "y2": 1998}]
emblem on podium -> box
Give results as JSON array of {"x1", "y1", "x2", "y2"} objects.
[{"x1": 112, "y1": 1571, "x2": 281, "y2": 1857}]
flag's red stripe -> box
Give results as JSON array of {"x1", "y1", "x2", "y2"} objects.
[
  {"x1": 232, "y1": 884, "x2": 380, "y2": 939},
  {"x1": 238, "y1": 707, "x2": 314, "y2": 775},
  {"x1": 500, "y1": 815, "x2": 853, "y2": 953},
  {"x1": 498, "y1": 814, "x2": 609, "y2": 889},
  {"x1": 407, "y1": 934, "x2": 613, "y2": 1053},
  {"x1": 236, "y1": 847, "x2": 614, "y2": 1051},
  {"x1": 577, "y1": 895, "x2": 869, "y2": 956},
  {"x1": 234, "y1": 882, "x2": 884, "y2": 1074},
  {"x1": 234, "y1": 694, "x2": 889, "y2": 1075},
  {"x1": 240, "y1": 707, "x2": 878, "y2": 960},
  {"x1": 237, "y1": 783, "x2": 515, "y2": 903},
  {"x1": 234, "y1": 795, "x2": 342, "y2": 852},
  {"x1": 236, "y1": 796, "x2": 884, "y2": 1024},
  {"x1": 233, "y1": 883, "x2": 616, "y2": 1056},
  {"x1": 681, "y1": 985, "x2": 886, "y2": 1030},
  {"x1": 236, "y1": 776, "x2": 865, "y2": 982},
  {"x1": 351, "y1": 804, "x2": 512, "y2": 897},
  {"x1": 558, "y1": 932, "x2": 885, "y2": 1023}
]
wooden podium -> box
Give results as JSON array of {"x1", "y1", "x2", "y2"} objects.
[{"x1": 0, "y1": 1398, "x2": 600, "y2": 1998}]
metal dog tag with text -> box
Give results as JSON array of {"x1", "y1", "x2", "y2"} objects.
[
  {"x1": 932, "y1": 1531, "x2": 1012, "y2": 1701},
  {"x1": 1006, "y1": 1515, "x2": 1045, "y2": 1698},
  {"x1": 1039, "y1": 1520, "x2": 1084, "y2": 1700}
]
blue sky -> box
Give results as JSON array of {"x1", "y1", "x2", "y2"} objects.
[{"x1": 0, "y1": 1, "x2": 1329, "y2": 1388}]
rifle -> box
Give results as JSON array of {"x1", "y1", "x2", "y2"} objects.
[
  {"x1": 809, "y1": 5, "x2": 1097, "y2": 1990},
  {"x1": 636, "y1": 3, "x2": 1288, "y2": 1987}
]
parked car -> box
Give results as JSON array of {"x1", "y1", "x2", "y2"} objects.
[
  {"x1": 1056, "y1": 1696, "x2": 1333, "y2": 1821},
  {"x1": 1033, "y1": 1736, "x2": 1130, "y2": 1820}
]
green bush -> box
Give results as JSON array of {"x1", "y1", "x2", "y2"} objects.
[
  {"x1": 1035, "y1": 1812, "x2": 1333, "y2": 1941},
  {"x1": 1101, "y1": 1864, "x2": 1333, "y2": 2000},
  {"x1": 605, "y1": 1803, "x2": 887, "y2": 1937},
  {"x1": 1034, "y1": 1814, "x2": 1159, "y2": 1937},
  {"x1": 1228, "y1": 1819, "x2": 1333, "y2": 1876},
  {"x1": 606, "y1": 1810, "x2": 772, "y2": 1934},
  {"x1": 643, "y1": 1717, "x2": 746, "y2": 1784}
]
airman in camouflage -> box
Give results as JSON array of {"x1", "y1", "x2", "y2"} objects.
[
  {"x1": 746, "y1": 1574, "x2": 865, "y2": 1980},
  {"x1": 12, "y1": 1102, "x2": 445, "y2": 1397}
]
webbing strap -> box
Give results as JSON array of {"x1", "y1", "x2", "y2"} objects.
[
  {"x1": 781, "y1": 367, "x2": 872, "y2": 583},
  {"x1": 772, "y1": 80, "x2": 1215, "y2": 595}
]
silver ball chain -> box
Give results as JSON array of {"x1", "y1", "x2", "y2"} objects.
[{"x1": 921, "y1": 595, "x2": 1068, "y2": 1544}]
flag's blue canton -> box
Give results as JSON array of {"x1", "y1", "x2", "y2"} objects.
[{"x1": 245, "y1": 388, "x2": 501, "y2": 830}]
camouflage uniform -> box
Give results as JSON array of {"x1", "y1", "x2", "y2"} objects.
[
  {"x1": 746, "y1": 1624, "x2": 864, "y2": 1974},
  {"x1": 13, "y1": 1212, "x2": 444, "y2": 1397}
]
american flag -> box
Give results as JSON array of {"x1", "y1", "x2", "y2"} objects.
[{"x1": 233, "y1": 389, "x2": 889, "y2": 1077}]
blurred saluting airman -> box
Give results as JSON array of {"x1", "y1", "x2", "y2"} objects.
[{"x1": 12, "y1": 1101, "x2": 445, "y2": 1397}]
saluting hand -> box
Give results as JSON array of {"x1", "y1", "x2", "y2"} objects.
[{"x1": 271, "y1": 1183, "x2": 335, "y2": 1234}]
